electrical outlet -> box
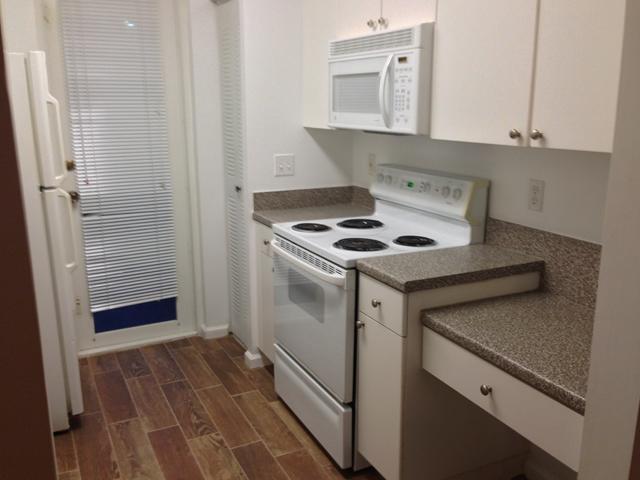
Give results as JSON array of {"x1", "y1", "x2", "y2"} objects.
[
  {"x1": 368, "y1": 153, "x2": 377, "y2": 176},
  {"x1": 528, "y1": 179, "x2": 545, "y2": 212},
  {"x1": 274, "y1": 154, "x2": 295, "y2": 177}
]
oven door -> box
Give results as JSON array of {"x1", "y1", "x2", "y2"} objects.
[{"x1": 271, "y1": 237, "x2": 356, "y2": 403}]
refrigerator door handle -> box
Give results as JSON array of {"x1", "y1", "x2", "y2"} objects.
[
  {"x1": 28, "y1": 51, "x2": 67, "y2": 187},
  {"x1": 59, "y1": 188, "x2": 79, "y2": 272}
]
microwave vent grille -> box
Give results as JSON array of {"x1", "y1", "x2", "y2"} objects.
[{"x1": 330, "y1": 27, "x2": 415, "y2": 56}]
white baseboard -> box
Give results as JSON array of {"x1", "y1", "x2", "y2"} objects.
[
  {"x1": 244, "y1": 350, "x2": 265, "y2": 369},
  {"x1": 79, "y1": 330, "x2": 197, "y2": 357},
  {"x1": 199, "y1": 323, "x2": 229, "y2": 339}
]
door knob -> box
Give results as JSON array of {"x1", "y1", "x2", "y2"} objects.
[
  {"x1": 356, "y1": 320, "x2": 366, "y2": 329},
  {"x1": 480, "y1": 384, "x2": 493, "y2": 396},
  {"x1": 508, "y1": 129, "x2": 521, "y2": 139},
  {"x1": 530, "y1": 129, "x2": 544, "y2": 140}
]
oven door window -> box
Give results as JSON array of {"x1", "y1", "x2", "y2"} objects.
[{"x1": 273, "y1": 253, "x2": 355, "y2": 403}]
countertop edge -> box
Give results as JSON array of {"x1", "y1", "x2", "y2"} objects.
[
  {"x1": 357, "y1": 259, "x2": 545, "y2": 293},
  {"x1": 422, "y1": 316, "x2": 586, "y2": 415}
]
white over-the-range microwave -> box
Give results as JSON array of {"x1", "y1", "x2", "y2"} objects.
[{"x1": 328, "y1": 23, "x2": 433, "y2": 135}]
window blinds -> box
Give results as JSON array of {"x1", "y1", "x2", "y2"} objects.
[{"x1": 61, "y1": 0, "x2": 177, "y2": 313}]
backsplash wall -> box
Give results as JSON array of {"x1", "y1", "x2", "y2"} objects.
[{"x1": 352, "y1": 132, "x2": 610, "y2": 244}]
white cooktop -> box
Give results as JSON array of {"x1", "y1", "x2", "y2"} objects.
[
  {"x1": 272, "y1": 165, "x2": 490, "y2": 269},
  {"x1": 273, "y1": 202, "x2": 472, "y2": 268}
]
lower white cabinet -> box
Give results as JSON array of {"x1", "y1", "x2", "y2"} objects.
[
  {"x1": 356, "y1": 312, "x2": 405, "y2": 480},
  {"x1": 255, "y1": 222, "x2": 275, "y2": 362}
]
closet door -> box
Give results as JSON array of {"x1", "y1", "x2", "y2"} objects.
[
  {"x1": 529, "y1": 0, "x2": 625, "y2": 152},
  {"x1": 219, "y1": 0, "x2": 251, "y2": 347},
  {"x1": 430, "y1": 0, "x2": 538, "y2": 146},
  {"x1": 381, "y1": 0, "x2": 436, "y2": 31}
]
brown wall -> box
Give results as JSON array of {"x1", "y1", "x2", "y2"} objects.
[{"x1": 0, "y1": 33, "x2": 57, "y2": 479}]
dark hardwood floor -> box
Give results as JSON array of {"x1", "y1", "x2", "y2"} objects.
[{"x1": 54, "y1": 335, "x2": 383, "y2": 480}]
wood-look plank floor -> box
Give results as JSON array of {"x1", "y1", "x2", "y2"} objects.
[{"x1": 54, "y1": 335, "x2": 383, "y2": 480}]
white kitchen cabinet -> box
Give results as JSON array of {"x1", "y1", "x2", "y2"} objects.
[
  {"x1": 529, "y1": 0, "x2": 625, "y2": 152},
  {"x1": 431, "y1": 0, "x2": 625, "y2": 152},
  {"x1": 356, "y1": 312, "x2": 405, "y2": 480},
  {"x1": 254, "y1": 222, "x2": 275, "y2": 362},
  {"x1": 381, "y1": 0, "x2": 436, "y2": 32},
  {"x1": 355, "y1": 273, "x2": 539, "y2": 479},
  {"x1": 430, "y1": 0, "x2": 538, "y2": 146}
]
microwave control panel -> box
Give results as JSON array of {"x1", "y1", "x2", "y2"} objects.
[{"x1": 393, "y1": 53, "x2": 418, "y2": 126}]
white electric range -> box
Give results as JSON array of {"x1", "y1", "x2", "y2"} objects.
[{"x1": 270, "y1": 165, "x2": 490, "y2": 469}]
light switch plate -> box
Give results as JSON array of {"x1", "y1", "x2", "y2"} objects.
[{"x1": 274, "y1": 154, "x2": 295, "y2": 177}]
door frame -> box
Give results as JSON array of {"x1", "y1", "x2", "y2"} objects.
[{"x1": 37, "y1": 0, "x2": 205, "y2": 354}]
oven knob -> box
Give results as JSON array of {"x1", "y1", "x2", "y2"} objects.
[
  {"x1": 442, "y1": 186, "x2": 451, "y2": 198},
  {"x1": 385, "y1": 175, "x2": 393, "y2": 185},
  {"x1": 377, "y1": 173, "x2": 384, "y2": 183},
  {"x1": 453, "y1": 188, "x2": 463, "y2": 200}
]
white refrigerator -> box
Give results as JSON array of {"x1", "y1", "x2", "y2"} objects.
[{"x1": 5, "y1": 51, "x2": 83, "y2": 431}]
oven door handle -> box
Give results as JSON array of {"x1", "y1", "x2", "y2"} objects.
[{"x1": 271, "y1": 240, "x2": 347, "y2": 288}]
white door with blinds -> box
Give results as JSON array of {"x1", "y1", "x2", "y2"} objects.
[{"x1": 60, "y1": 0, "x2": 196, "y2": 344}]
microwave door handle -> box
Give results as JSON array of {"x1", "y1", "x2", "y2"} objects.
[
  {"x1": 271, "y1": 240, "x2": 347, "y2": 288},
  {"x1": 378, "y1": 54, "x2": 394, "y2": 129}
]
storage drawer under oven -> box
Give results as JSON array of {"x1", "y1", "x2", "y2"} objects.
[{"x1": 274, "y1": 345, "x2": 353, "y2": 468}]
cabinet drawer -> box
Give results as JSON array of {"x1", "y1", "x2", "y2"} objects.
[
  {"x1": 422, "y1": 328, "x2": 583, "y2": 471},
  {"x1": 359, "y1": 275, "x2": 407, "y2": 336}
]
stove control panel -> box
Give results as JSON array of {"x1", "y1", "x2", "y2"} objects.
[{"x1": 372, "y1": 165, "x2": 490, "y2": 224}]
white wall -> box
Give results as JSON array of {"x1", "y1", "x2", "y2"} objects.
[
  {"x1": 0, "y1": 0, "x2": 40, "y2": 51},
  {"x1": 579, "y1": 0, "x2": 640, "y2": 475},
  {"x1": 242, "y1": 0, "x2": 354, "y2": 194},
  {"x1": 188, "y1": 0, "x2": 230, "y2": 335},
  {"x1": 353, "y1": 133, "x2": 610, "y2": 243}
]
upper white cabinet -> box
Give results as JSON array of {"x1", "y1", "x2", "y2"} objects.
[
  {"x1": 430, "y1": 0, "x2": 538, "y2": 147},
  {"x1": 302, "y1": 0, "x2": 436, "y2": 129},
  {"x1": 431, "y1": 0, "x2": 625, "y2": 153},
  {"x1": 529, "y1": 0, "x2": 625, "y2": 152}
]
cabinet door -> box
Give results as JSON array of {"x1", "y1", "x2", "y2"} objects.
[
  {"x1": 255, "y1": 223, "x2": 275, "y2": 361},
  {"x1": 382, "y1": 0, "x2": 436, "y2": 31},
  {"x1": 335, "y1": 0, "x2": 381, "y2": 38},
  {"x1": 529, "y1": 0, "x2": 625, "y2": 152},
  {"x1": 356, "y1": 313, "x2": 405, "y2": 480},
  {"x1": 430, "y1": 0, "x2": 538, "y2": 146}
]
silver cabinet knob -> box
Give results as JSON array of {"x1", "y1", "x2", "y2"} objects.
[
  {"x1": 509, "y1": 129, "x2": 521, "y2": 139},
  {"x1": 530, "y1": 129, "x2": 544, "y2": 140},
  {"x1": 378, "y1": 17, "x2": 388, "y2": 28},
  {"x1": 235, "y1": 185, "x2": 242, "y2": 192},
  {"x1": 366, "y1": 19, "x2": 376, "y2": 29},
  {"x1": 480, "y1": 384, "x2": 493, "y2": 396},
  {"x1": 356, "y1": 320, "x2": 366, "y2": 329},
  {"x1": 371, "y1": 299, "x2": 381, "y2": 308},
  {"x1": 263, "y1": 240, "x2": 270, "y2": 245}
]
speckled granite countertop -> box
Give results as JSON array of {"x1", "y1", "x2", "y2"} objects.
[
  {"x1": 356, "y1": 245, "x2": 544, "y2": 293},
  {"x1": 422, "y1": 292, "x2": 594, "y2": 414},
  {"x1": 253, "y1": 203, "x2": 374, "y2": 227}
]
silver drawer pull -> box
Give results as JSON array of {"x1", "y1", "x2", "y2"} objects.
[
  {"x1": 480, "y1": 384, "x2": 493, "y2": 396},
  {"x1": 356, "y1": 320, "x2": 366, "y2": 329},
  {"x1": 371, "y1": 299, "x2": 381, "y2": 308}
]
